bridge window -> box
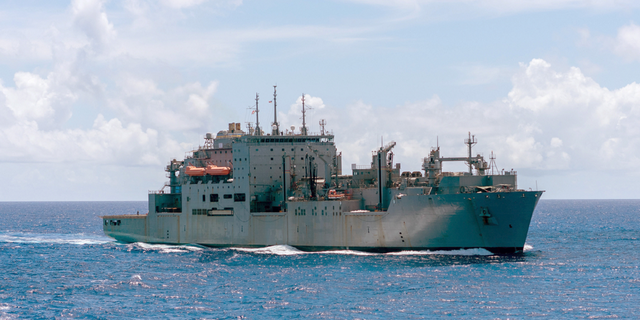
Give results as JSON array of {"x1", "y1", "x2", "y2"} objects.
[
  {"x1": 234, "y1": 193, "x2": 246, "y2": 202},
  {"x1": 223, "y1": 194, "x2": 232, "y2": 199},
  {"x1": 210, "y1": 194, "x2": 219, "y2": 202}
]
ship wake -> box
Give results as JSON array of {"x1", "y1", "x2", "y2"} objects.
[{"x1": 0, "y1": 232, "x2": 111, "y2": 245}]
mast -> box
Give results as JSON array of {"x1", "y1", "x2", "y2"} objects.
[
  {"x1": 255, "y1": 93, "x2": 261, "y2": 136},
  {"x1": 465, "y1": 132, "x2": 477, "y2": 175},
  {"x1": 489, "y1": 151, "x2": 498, "y2": 175},
  {"x1": 272, "y1": 85, "x2": 279, "y2": 136},
  {"x1": 301, "y1": 94, "x2": 308, "y2": 135}
]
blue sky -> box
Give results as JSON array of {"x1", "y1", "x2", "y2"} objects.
[{"x1": 2, "y1": 0, "x2": 640, "y2": 200}]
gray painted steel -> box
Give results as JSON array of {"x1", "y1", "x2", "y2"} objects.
[{"x1": 103, "y1": 123, "x2": 543, "y2": 253}]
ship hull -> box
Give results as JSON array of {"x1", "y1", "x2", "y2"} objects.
[{"x1": 103, "y1": 190, "x2": 542, "y2": 254}]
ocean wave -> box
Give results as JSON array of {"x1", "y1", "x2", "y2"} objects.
[
  {"x1": 0, "y1": 232, "x2": 112, "y2": 245},
  {"x1": 129, "y1": 242, "x2": 204, "y2": 253}
]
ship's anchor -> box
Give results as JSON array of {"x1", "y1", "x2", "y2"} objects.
[{"x1": 479, "y1": 207, "x2": 492, "y2": 225}]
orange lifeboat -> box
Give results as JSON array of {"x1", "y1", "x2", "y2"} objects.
[
  {"x1": 185, "y1": 166, "x2": 206, "y2": 176},
  {"x1": 205, "y1": 165, "x2": 231, "y2": 176},
  {"x1": 327, "y1": 189, "x2": 345, "y2": 200}
]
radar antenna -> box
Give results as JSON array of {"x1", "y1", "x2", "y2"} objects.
[{"x1": 203, "y1": 133, "x2": 214, "y2": 149}]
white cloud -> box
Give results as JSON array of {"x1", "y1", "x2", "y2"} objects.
[
  {"x1": 550, "y1": 137, "x2": 563, "y2": 147},
  {"x1": 160, "y1": 0, "x2": 208, "y2": 9},
  {"x1": 271, "y1": 59, "x2": 640, "y2": 177},
  {"x1": 108, "y1": 76, "x2": 218, "y2": 133},
  {"x1": 614, "y1": 23, "x2": 640, "y2": 61},
  {"x1": 345, "y1": 0, "x2": 640, "y2": 18},
  {"x1": 0, "y1": 0, "x2": 221, "y2": 167},
  {"x1": 71, "y1": 0, "x2": 116, "y2": 53},
  {"x1": 1, "y1": 71, "x2": 77, "y2": 130},
  {"x1": 0, "y1": 69, "x2": 218, "y2": 165}
]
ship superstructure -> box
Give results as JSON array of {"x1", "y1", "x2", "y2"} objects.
[{"x1": 103, "y1": 89, "x2": 543, "y2": 253}]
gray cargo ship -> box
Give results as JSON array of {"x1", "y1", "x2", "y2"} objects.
[{"x1": 103, "y1": 88, "x2": 543, "y2": 253}]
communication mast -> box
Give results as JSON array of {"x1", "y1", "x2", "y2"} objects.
[
  {"x1": 255, "y1": 93, "x2": 261, "y2": 136},
  {"x1": 319, "y1": 119, "x2": 326, "y2": 135},
  {"x1": 489, "y1": 151, "x2": 498, "y2": 175},
  {"x1": 272, "y1": 85, "x2": 279, "y2": 136},
  {"x1": 301, "y1": 94, "x2": 311, "y2": 135},
  {"x1": 465, "y1": 132, "x2": 477, "y2": 174}
]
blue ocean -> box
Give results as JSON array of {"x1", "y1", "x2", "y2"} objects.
[{"x1": 1, "y1": 200, "x2": 638, "y2": 319}]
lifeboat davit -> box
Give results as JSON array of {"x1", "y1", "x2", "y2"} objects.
[
  {"x1": 205, "y1": 165, "x2": 231, "y2": 176},
  {"x1": 184, "y1": 166, "x2": 206, "y2": 176}
]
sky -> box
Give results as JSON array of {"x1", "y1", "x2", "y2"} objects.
[{"x1": 2, "y1": 0, "x2": 640, "y2": 200}]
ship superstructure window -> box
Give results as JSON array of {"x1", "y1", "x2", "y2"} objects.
[
  {"x1": 234, "y1": 193, "x2": 246, "y2": 202},
  {"x1": 223, "y1": 194, "x2": 232, "y2": 199},
  {"x1": 192, "y1": 209, "x2": 208, "y2": 215},
  {"x1": 210, "y1": 194, "x2": 219, "y2": 202},
  {"x1": 202, "y1": 195, "x2": 206, "y2": 202}
]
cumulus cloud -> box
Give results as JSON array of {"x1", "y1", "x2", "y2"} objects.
[
  {"x1": 273, "y1": 59, "x2": 640, "y2": 176},
  {"x1": 0, "y1": 0, "x2": 221, "y2": 167},
  {"x1": 0, "y1": 71, "x2": 217, "y2": 165},
  {"x1": 108, "y1": 76, "x2": 218, "y2": 132},
  {"x1": 71, "y1": 0, "x2": 116, "y2": 53},
  {"x1": 1, "y1": 72, "x2": 74, "y2": 127}
]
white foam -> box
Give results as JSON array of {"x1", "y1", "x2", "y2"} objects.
[
  {"x1": 523, "y1": 244, "x2": 534, "y2": 252},
  {"x1": 234, "y1": 244, "x2": 304, "y2": 255},
  {"x1": 234, "y1": 245, "x2": 378, "y2": 256},
  {"x1": 231, "y1": 245, "x2": 492, "y2": 256},
  {"x1": 315, "y1": 249, "x2": 377, "y2": 256},
  {"x1": 132, "y1": 242, "x2": 203, "y2": 253},
  {"x1": 0, "y1": 233, "x2": 112, "y2": 245},
  {"x1": 386, "y1": 248, "x2": 494, "y2": 256}
]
